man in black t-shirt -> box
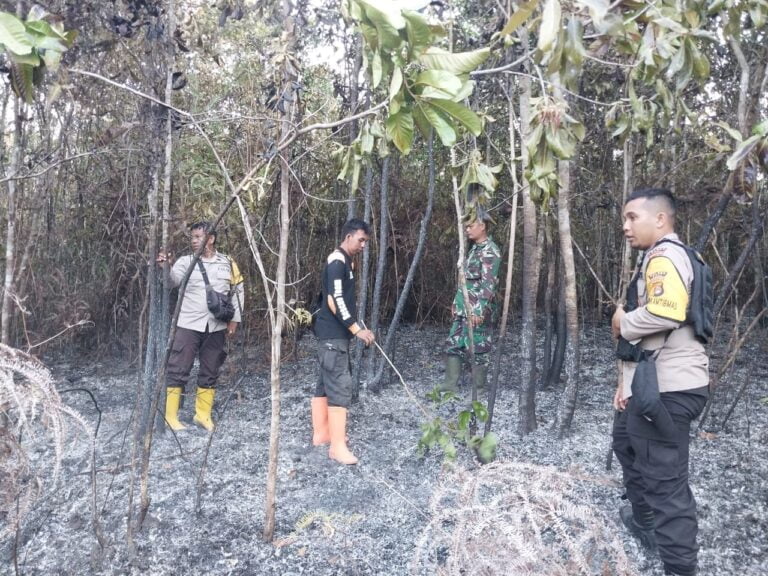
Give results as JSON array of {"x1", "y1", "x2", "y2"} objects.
[{"x1": 311, "y1": 219, "x2": 375, "y2": 465}]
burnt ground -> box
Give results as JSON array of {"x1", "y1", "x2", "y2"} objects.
[{"x1": 2, "y1": 324, "x2": 767, "y2": 576}]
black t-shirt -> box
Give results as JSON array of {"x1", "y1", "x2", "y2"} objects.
[{"x1": 314, "y1": 248, "x2": 357, "y2": 340}]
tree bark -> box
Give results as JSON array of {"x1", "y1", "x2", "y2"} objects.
[
  {"x1": 369, "y1": 132, "x2": 435, "y2": 389},
  {"x1": 486, "y1": 74, "x2": 520, "y2": 435},
  {"x1": 264, "y1": 0, "x2": 298, "y2": 542},
  {"x1": 1, "y1": 96, "x2": 22, "y2": 345},
  {"x1": 366, "y1": 155, "x2": 390, "y2": 383},
  {"x1": 517, "y1": 32, "x2": 539, "y2": 435},
  {"x1": 555, "y1": 157, "x2": 580, "y2": 438}
]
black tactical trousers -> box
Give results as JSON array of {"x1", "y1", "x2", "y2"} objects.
[
  {"x1": 315, "y1": 339, "x2": 353, "y2": 408},
  {"x1": 612, "y1": 391, "x2": 707, "y2": 576}
]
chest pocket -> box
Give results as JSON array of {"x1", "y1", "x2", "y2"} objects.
[
  {"x1": 214, "y1": 263, "x2": 231, "y2": 287},
  {"x1": 465, "y1": 258, "x2": 482, "y2": 281}
]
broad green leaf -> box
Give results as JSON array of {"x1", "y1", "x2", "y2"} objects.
[
  {"x1": 412, "y1": 105, "x2": 432, "y2": 139},
  {"x1": 749, "y1": 6, "x2": 766, "y2": 28},
  {"x1": 726, "y1": 134, "x2": 761, "y2": 170},
  {"x1": 343, "y1": 0, "x2": 364, "y2": 21},
  {"x1": 337, "y1": 147, "x2": 352, "y2": 180},
  {"x1": 358, "y1": 0, "x2": 405, "y2": 49},
  {"x1": 576, "y1": 0, "x2": 609, "y2": 23},
  {"x1": 420, "y1": 102, "x2": 456, "y2": 146},
  {"x1": 457, "y1": 410, "x2": 472, "y2": 431},
  {"x1": 357, "y1": 0, "x2": 406, "y2": 29},
  {"x1": 31, "y1": 35, "x2": 68, "y2": 53},
  {"x1": 526, "y1": 122, "x2": 545, "y2": 156},
  {"x1": 564, "y1": 17, "x2": 585, "y2": 68},
  {"x1": 474, "y1": 163, "x2": 499, "y2": 191},
  {"x1": 418, "y1": 47, "x2": 490, "y2": 74},
  {"x1": 26, "y1": 19, "x2": 67, "y2": 41},
  {"x1": 403, "y1": 10, "x2": 431, "y2": 57},
  {"x1": 570, "y1": 120, "x2": 585, "y2": 141},
  {"x1": 472, "y1": 401, "x2": 488, "y2": 421},
  {"x1": 545, "y1": 127, "x2": 576, "y2": 159},
  {"x1": 360, "y1": 124, "x2": 374, "y2": 155},
  {"x1": 476, "y1": 431, "x2": 498, "y2": 464},
  {"x1": 753, "y1": 119, "x2": 768, "y2": 137},
  {"x1": 43, "y1": 50, "x2": 62, "y2": 72},
  {"x1": 360, "y1": 21, "x2": 379, "y2": 49},
  {"x1": 8, "y1": 49, "x2": 39, "y2": 65},
  {"x1": 452, "y1": 80, "x2": 475, "y2": 102},
  {"x1": 537, "y1": 0, "x2": 561, "y2": 53},
  {"x1": 0, "y1": 12, "x2": 33, "y2": 55},
  {"x1": 389, "y1": 65, "x2": 403, "y2": 100},
  {"x1": 27, "y1": 5, "x2": 49, "y2": 21},
  {"x1": 419, "y1": 86, "x2": 458, "y2": 100},
  {"x1": 426, "y1": 98, "x2": 482, "y2": 135},
  {"x1": 371, "y1": 50, "x2": 382, "y2": 88},
  {"x1": 688, "y1": 38, "x2": 709, "y2": 79},
  {"x1": 10, "y1": 61, "x2": 34, "y2": 103},
  {"x1": 498, "y1": 0, "x2": 539, "y2": 37},
  {"x1": 414, "y1": 69, "x2": 462, "y2": 95},
  {"x1": 385, "y1": 109, "x2": 414, "y2": 155}
]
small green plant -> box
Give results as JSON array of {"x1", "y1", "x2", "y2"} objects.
[{"x1": 418, "y1": 387, "x2": 498, "y2": 464}]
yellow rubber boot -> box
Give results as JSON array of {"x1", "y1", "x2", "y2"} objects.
[
  {"x1": 165, "y1": 387, "x2": 187, "y2": 431},
  {"x1": 193, "y1": 387, "x2": 216, "y2": 431},
  {"x1": 328, "y1": 407, "x2": 358, "y2": 465},
  {"x1": 311, "y1": 396, "x2": 330, "y2": 446}
]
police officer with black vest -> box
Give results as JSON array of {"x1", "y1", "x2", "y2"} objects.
[
  {"x1": 611, "y1": 188, "x2": 709, "y2": 576},
  {"x1": 309, "y1": 219, "x2": 375, "y2": 465}
]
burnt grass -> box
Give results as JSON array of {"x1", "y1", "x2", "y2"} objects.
[{"x1": 2, "y1": 324, "x2": 767, "y2": 576}]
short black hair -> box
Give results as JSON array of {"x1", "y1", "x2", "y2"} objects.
[
  {"x1": 626, "y1": 188, "x2": 676, "y2": 219},
  {"x1": 341, "y1": 218, "x2": 371, "y2": 239},
  {"x1": 191, "y1": 220, "x2": 217, "y2": 242}
]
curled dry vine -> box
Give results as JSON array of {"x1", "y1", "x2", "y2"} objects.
[{"x1": 411, "y1": 461, "x2": 635, "y2": 576}]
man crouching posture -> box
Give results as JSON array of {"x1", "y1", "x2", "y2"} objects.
[
  {"x1": 611, "y1": 188, "x2": 709, "y2": 576},
  {"x1": 310, "y1": 219, "x2": 375, "y2": 465}
]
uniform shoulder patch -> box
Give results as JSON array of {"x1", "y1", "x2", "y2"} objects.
[{"x1": 645, "y1": 255, "x2": 688, "y2": 322}]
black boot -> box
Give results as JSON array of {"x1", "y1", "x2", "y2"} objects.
[{"x1": 620, "y1": 504, "x2": 657, "y2": 551}]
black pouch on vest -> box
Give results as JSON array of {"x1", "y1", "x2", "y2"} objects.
[
  {"x1": 630, "y1": 352, "x2": 676, "y2": 438},
  {"x1": 616, "y1": 337, "x2": 643, "y2": 361}
]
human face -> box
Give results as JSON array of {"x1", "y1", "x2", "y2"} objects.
[
  {"x1": 191, "y1": 228, "x2": 214, "y2": 254},
  {"x1": 464, "y1": 219, "x2": 487, "y2": 243},
  {"x1": 622, "y1": 198, "x2": 663, "y2": 250},
  {"x1": 343, "y1": 229, "x2": 369, "y2": 256}
]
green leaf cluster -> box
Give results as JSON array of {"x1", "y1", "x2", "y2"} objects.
[
  {"x1": 458, "y1": 149, "x2": 502, "y2": 223},
  {"x1": 342, "y1": 0, "x2": 490, "y2": 155},
  {"x1": 418, "y1": 388, "x2": 498, "y2": 464},
  {"x1": 524, "y1": 96, "x2": 585, "y2": 206},
  {"x1": 0, "y1": 7, "x2": 76, "y2": 102}
]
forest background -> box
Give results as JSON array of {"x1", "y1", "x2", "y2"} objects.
[{"x1": 0, "y1": 0, "x2": 767, "y2": 572}]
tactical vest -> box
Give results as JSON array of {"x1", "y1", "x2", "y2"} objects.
[{"x1": 618, "y1": 238, "x2": 713, "y2": 359}]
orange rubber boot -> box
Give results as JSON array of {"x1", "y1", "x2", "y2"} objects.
[
  {"x1": 311, "y1": 396, "x2": 330, "y2": 446},
  {"x1": 328, "y1": 407, "x2": 358, "y2": 465}
]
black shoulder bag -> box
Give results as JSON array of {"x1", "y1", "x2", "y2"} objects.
[{"x1": 196, "y1": 259, "x2": 235, "y2": 322}]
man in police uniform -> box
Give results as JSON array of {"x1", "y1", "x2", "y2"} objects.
[
  {"x1": 611, "y1": 188, "x2": 709, "y2": 576},
  {"x1": 310, "y1": 219, "x2": 375, "y2": 465},
  {"x1": 158, "y1": 221, "x2": 244, "y2": 432},
  {"x1": 441, "y1": 212, "x2": 501, "y2": 394}
]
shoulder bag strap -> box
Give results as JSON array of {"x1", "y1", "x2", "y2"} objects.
[{"x1": 196, "y1": 259, "x2": 212, "y2": 291}]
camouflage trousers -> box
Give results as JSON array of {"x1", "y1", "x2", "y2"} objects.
[{"x1": 445, "y1": 316, "x2": 493, "y2": 366}]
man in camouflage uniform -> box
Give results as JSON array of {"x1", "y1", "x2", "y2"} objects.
[{"x1": 441, "y1": 214, "x2": 501, "y2": 394}]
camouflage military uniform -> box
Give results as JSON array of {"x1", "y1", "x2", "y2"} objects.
[{"x1": 445, "y1": 237, "x2": 501, "y2": 366}]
